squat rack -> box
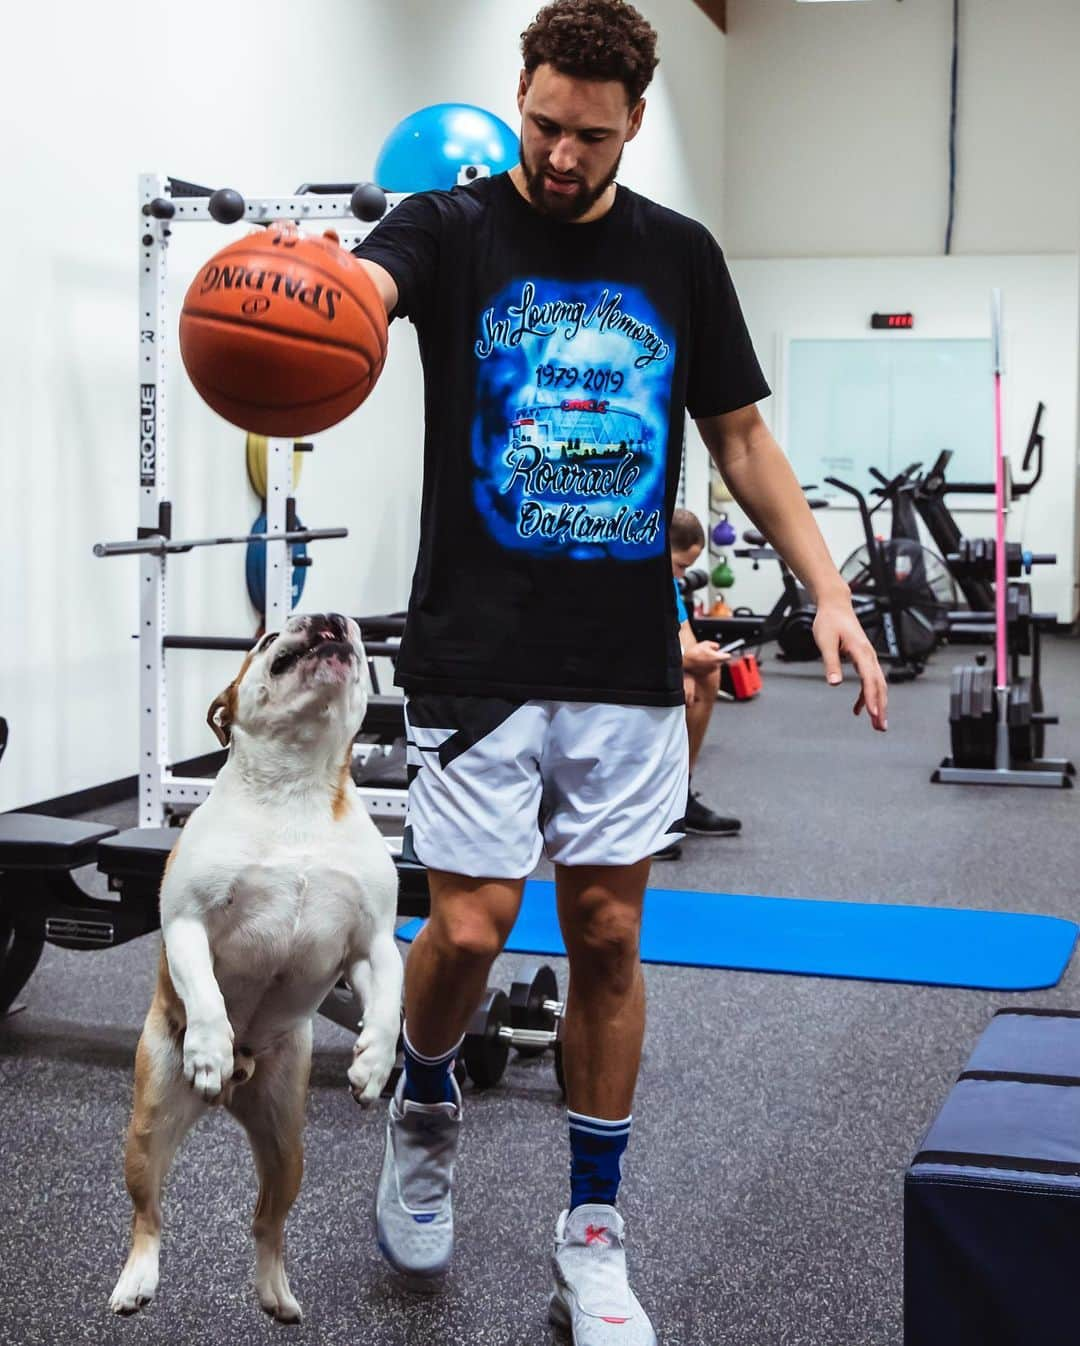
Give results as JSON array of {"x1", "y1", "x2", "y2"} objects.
[{"x1": 94, "y1": 172, "x2": 410, "y2": 828}]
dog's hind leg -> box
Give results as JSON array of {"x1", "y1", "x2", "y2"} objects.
[
  {"x1": 110, "y1": 1009, "x2": 204, "y2": 1314},
  {"x1": 227, "y1": 1021, "x2": 311, "y2": 1324}
]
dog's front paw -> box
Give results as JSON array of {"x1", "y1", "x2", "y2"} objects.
[
  {"x1": 348, "y1": 1026, "x2": 397, "y2": 1106},
  {"x1": 183, "y1": 1018, "x2": 234, "y2": 1102}
]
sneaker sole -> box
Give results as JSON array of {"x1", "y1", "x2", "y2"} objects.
[
  {"x1": 548, "y1": 1289, "x2": 657, "y2": 1344},
  {"x1": 684, "y1": 824, "x2": 740, "y2": 836},
  {"x1": 375, "y1": 1234, "x2": 450, "y2": 1292}
]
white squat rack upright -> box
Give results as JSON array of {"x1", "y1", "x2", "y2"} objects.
[{"x1": 94, "y1": 172, "x2": 445, "y2": 829}]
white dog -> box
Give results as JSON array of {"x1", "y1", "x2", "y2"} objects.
[{"x1": 109, "y1": 612, "x2": 403, "y2": 1322}]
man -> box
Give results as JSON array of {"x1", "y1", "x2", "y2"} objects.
[
  {"x1": 653, "y1": 507, "x2": 737, "y2": 861},
  {"x1": 354, "y1": 4, "x2": 887, "y2": 1341}
]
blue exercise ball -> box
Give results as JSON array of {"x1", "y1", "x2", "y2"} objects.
[{"x1": 375, "y1": 103, "x2": 518, "y2": 193}]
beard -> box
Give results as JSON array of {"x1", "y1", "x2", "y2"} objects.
[{"x1": 519, "y1": 138, "x2": 623, "y2": 220}]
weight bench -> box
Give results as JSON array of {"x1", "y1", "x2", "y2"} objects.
[
  {"x1": 0, "y1": 814, "x2": 431, "y2": 1019},
  {"x1": 0, "y1": 813, "x2": 122, "y2": 1013},
  {"x1": 95, "y1": 827, "x2": 431, "y2": 918},
  {"x1": 95, "y1": 827, "x2": 431, "y2": 1035}
]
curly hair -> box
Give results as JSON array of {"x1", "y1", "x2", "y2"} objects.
[{"x1": 521, "y1": 0, "x2": 659, "y2": 105}]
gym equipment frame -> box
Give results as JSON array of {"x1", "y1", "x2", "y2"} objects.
[
  {"x1": 933, "y1": 293, "x2": 1073, "y2": 789},
  {"x1": 95, "y1": 173, "x2": 413, "y2": 829}
]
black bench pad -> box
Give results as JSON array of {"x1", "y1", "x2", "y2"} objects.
[
  {"x1": 97, "y1": 828, "x2": 178, "y2": 880},
  {"x1": 0, "y1": 814, "x2": 118, "y2": 869}
]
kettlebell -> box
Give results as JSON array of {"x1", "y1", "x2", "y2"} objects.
[
  {"x1": 711, "y1": 554, "x2": 735, "y2": 589},
  {"x1": 711, "y1": 514, "x2": 737, "y2": 547}
]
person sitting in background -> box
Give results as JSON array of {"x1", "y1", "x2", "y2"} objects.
[{"x1": 655, "y1": 508, "x2": 739, "y2": 860}]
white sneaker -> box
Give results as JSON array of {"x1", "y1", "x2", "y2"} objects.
[
  {"x1": 374, "y1": 1073, "x2": 462, "y2": 1284},
  {"x1": 550, "y1": 1204, "x2": 657, "y2": 1344}
]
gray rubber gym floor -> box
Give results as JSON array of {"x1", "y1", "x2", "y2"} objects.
[{"x1": 3, "y1": 638, "x2": 1079, "y2": 1345}]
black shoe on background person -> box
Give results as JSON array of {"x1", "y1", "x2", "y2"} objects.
[{"x1": 684, "y1": 790, "x2": 741, "y2": 836}]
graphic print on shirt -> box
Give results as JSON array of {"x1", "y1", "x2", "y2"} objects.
[{"x1": 472, "y1": 278, "x2": 675, "y2": 561}]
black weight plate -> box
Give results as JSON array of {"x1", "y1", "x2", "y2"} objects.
[
  {"x1": 509, "y1": 963, "x2": 558, "y2": 1058},
  {"x1": 508, "y1": 963, "x2": 545, "y2": 1029},
  {"x1": 462, "y1": 988, "x2": 509, "y2": 1089}
]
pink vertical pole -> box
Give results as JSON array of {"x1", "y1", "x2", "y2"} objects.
[{"x1": 991, "y1": 290, "x2": 1007, "y2": 691}]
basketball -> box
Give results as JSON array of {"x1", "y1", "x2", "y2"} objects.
[{"x1": 178, "y1": 224, "x2": 388, "y2": 437}]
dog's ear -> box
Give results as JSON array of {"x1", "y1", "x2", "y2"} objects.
[
  {"x1": 206, "y1": 687, "x2": 234, "y2": 746},
  {"x1": 207, "y1": 650, "x2": 256, "y2": 746}
]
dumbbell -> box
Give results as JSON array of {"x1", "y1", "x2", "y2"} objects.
[
  {"x1": 508, "y1": 963, "x2": 562, "y2": 1055},
  {"x1": 461, "y1": 964, "x2": 567, "y2": 1091}
]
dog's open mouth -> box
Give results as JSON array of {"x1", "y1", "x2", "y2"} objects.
[{"x1": 269, "y1": 637, "x2": 353, "y2": 677}]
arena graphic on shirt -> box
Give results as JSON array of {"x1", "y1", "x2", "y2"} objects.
[{"x1": 471, "y1": 277, "x2": 675, "y2": 561}]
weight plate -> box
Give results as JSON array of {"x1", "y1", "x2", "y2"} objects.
[
  {"x1": 462, "y1": 988, "x2": 509, "y2": 1089},
  {"x1": 508, "y1": 963, "x2": 558, "y2": 1057}
]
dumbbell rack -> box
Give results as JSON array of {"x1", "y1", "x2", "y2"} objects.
[
  {"x1": 932, "y1": 543, "x2": 1074, "y2": 787},
  {"x1": 95, "y1": 174, "x2": 414, "y2": 829}
]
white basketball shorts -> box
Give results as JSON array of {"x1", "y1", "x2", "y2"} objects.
[{"x1": 402, "y1": 694, "x2": 689, "y2": 879}]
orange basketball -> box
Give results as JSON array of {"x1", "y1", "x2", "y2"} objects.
[{"x1": 178, "y1": 224, "x2": 388, "y2": 437}]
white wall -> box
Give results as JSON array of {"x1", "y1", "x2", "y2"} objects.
[
  {"x1": 714, "y1": 0, "x2": 1080, "y2": 633},
  {"x1": 0, "y1": 0, "x2": 727, "y2": 811},
  {"x1": 725, "y1": 255, "x2": 1080, "y2": 620},
  {"x1": 724, "y1": 0, "x2": 1080, "y2": 259}
]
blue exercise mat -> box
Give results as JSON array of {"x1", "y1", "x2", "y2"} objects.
[{"x1": 396, "y1": 880, "x2": 1077, "y2": 990}]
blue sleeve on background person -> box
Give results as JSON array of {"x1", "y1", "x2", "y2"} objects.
[{"x1": 674, "y1": 580, "x2": 688, "y2": 625}]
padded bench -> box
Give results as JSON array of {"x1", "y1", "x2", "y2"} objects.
[
  {"x1": 0, "y1": 813, "x2": 117, "y2": 871},
  {"x1": 1, "y1": 813, "x2": 123, "y2": 1008},
  {"x1": 0, "y1": 810, "x2": 431, "y2": 1014},
  {"x1": 97, "y1": 827, "x2": 178, "y2": 906},
  {"x1": 97, "y1": 827, "x2": 432, "y2": 919}
]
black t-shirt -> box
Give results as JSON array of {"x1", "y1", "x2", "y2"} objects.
[{"x1": 354, "y1": 172, "x2": 769, "y2": 706}]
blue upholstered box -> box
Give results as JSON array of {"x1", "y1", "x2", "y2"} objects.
[{"x1": 905, "y1": 1009, "x2": 1080, "y2": 1346}]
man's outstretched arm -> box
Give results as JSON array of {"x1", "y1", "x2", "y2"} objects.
[{"x1": 695, "y1": 403, "x2": 888, "y2": 732}]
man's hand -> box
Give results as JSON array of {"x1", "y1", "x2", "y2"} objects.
[
  {"x1": 682, "y1": 640, "x2": 730, "y2": 705},
  {"x1": 683, "y1": 639, "x2": 730, "y2": 676},
  {"x1": 812, "y1": 597, "x2": 888, "y2": 731}
]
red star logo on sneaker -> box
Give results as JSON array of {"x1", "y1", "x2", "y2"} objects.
[{"x1": 584, "y1": 1225, "x2": 610, "y2": 1246}]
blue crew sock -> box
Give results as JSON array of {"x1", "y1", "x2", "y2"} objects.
[
  {"x1": 568, "y1": 1110, "x2": 632, "y2": 1210},
  {"x1": 401, "y1": 1026, "x2": 461, "y2": 1105}
]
